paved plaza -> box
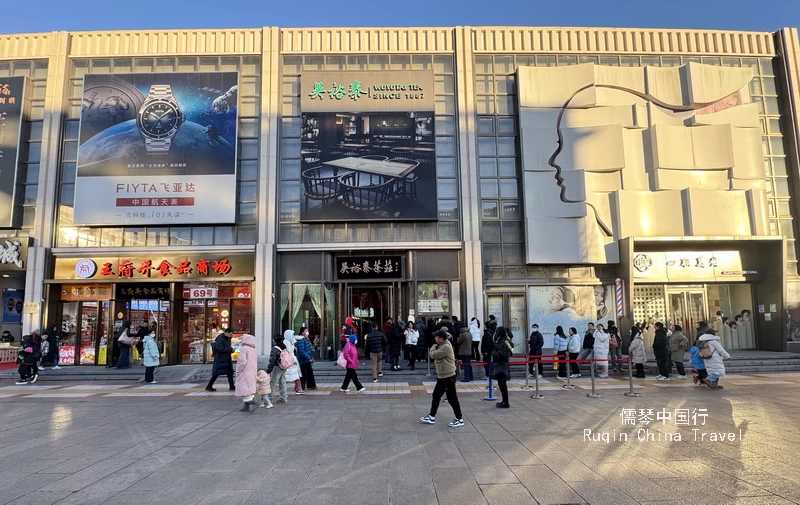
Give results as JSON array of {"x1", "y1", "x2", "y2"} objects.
[{"x1": 1, "y1": 374, "x2": 800, "y2": 505}]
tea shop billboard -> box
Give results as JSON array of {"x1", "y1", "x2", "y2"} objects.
[{"x1": 301, "y1": 71, "x2": 435, "y2": 113}]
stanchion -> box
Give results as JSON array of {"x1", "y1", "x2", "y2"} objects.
[
  {"x1": 624, "y1": 357, "x2": 640, "y2": 397},
  {"x1": 530, "y1": 358, "x2": 544, "y2": 399},
  {"x1": 587, "y1": 352, "x2": 602, "y2": 399},
  {"x1": 563, "y1": 358, "x2": 575, "y2": 390},
  {"x1": 483, "y1": 362, "x2": 497, "y2": 402},
  {"x1": 521, "y1": 352, "x2": 532, "y2": 390}
]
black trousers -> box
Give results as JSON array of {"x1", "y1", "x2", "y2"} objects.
[
  {"x1": 483, "y1": 353, "x2": 492, "y2": 377},
  {"x1": 207, "y1": 370, "x2": 234, "y2": 389},
  {"x1": 497, "y1": 379, "x2": 509, "y2": 404},
  {"x1": 300, "y1": 362, "x2": 316, "y2": 390},
  {"x1": 430, "y1": 375, "x2": 462, "y2": 419},
  {"x1": 673, "y1": 361, "x2": 686, "y2": 376},
  {"x1": 145, "y1": 366, "x2": 155, "y2": 383},
  {"x1": 529, "y1": 356, "x2": 544, "y2": 376},
  {"x1": 557, "y1": 351, "x2": 567, "y2": 378},
  {"x1": 635, "y1": 363, "x2": 645, "y2": 377},
  {"x1": 471, "y1": 341, "x2": 481, "y2": 361},
  {"x1": 569, "y1": 352, "x2": 580, "y2": 375},
  {"x1": 18, "y1": 364, "x2": 32, "y2": 380},
  {"x1": 656, "y1": 356, "x2": 671, "y2": 377},
  {"x1": 341, "y1": 367, "x2": 363, "y2": 390}
]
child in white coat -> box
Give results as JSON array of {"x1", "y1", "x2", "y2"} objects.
[{"x1": 593, "y1": 324, "x2": 610, "y2": 378}]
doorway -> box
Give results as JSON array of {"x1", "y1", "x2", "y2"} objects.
[
  {"x1": 666, "y1": 288, "x2": 707, "y2": 334},
  {"x1": 346, "y1": 284, "x2": 393, "y2": 357},
  {"x1": 122, "y1": 300, "x2": 171, "y2": 365},
  {"x1": 486, "y1": 292, "x2": 527, "y2": 351},
  {"x1": 57, "y1": 301, "x2": 111, "y2": 365}
]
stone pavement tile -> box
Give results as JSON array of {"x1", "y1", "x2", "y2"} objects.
[
  {"x1": 39, "y1": 457, "x2": 139, "y2": 492},
  {"x1": 479, "y1": 483, "x2": 538, "y2": 505},
  {"x1": 432, "y1": 468, "x2": 487, "y2": 505},
  {"x1": 487, "y1": 440, "x2": 541, "y2": 466},
  {"x1": 422, "y1": 437, "x2": 467, "y2": 469},
  {"x1": 569, "y1": 481, "x2": 638, "y2": 505},
  {"x1": 133, "y1": 459, "x2": 201, "y2": 490},
  {"x1": 532, "y1": 451, "x2": 603, "y2": 482},
  {"x1": 247, "y1": 469, "x2": 305, "y2": 505},
  {"x1": 451, "y1": 433, "x2": 493, "y2": 454},
  {"x1": 464, "y1": 453, "x2": 519, "y2": 485},
  {"x1": 0, "y1": 487, "x2": 31, "y2": 505},
  {"x1": 473, "y1": 424, "x2": 516, "y2": 442},
  {"x1": 102, "y1": 490, "x2": 164, "y2": 505},
  {"x1": 288, "y1": 488, "x2": 345, "y2": 505},
  {"x1": 341, "y1": 481, "x2": 390, "y2": 505},
  {"x1": 214, "y1": 457, "x2": 281, "y2": 490},
  {"x1": 196, "y1": 489, "x2": 253, "y2": 505},
  {"x1": 388, "y1": 455, "x2": 431, "y2": 488},
  {"x1": 388, "y1": 484, "x2": 438, "y2": 505},
  {"x1": 147, "y1": 473, "x2": 219, "y2": 505},
  {"x1": 168, "y1": 428, "x2": 226, "y2": 447},
  {"x1": 510, "y1": 464, "x2": 585, "y2": 505},
  {"x1": 5, "y1": 492, "x2": 73, "y2": 505}
]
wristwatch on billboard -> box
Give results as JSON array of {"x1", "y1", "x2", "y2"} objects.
[{"x1": 137, "y1": 84, "x2": 185, "y2": 156}]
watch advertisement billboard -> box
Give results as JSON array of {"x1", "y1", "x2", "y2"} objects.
[
  {"x1": 300, "y1": 71, "x2": 437, "y2": 222},
  {"x1": 73, "y1": 72, "x2": 239, "y2": 226},
  {"x1": 0, "y1": 76, "x2": 28, "y2": 228}
]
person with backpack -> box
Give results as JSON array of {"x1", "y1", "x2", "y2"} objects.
[
  {"x1": 235, "y1": 334, "x2": 258, "y2": 412},
  {"x1": 653, "y1": 322, "x2": 671, "y2": 380},
  {"x1": 553, "y1": 326, "x2": 569, "y2": 380},
  {"x1": 669, "y1": 324, "x2": 690, "y2": 379},
  {"x1": 15, "y1": 334, "x2": 40, "y2": 384},
  {"x1": 492, "y1": 327, "x2": 514, "y2": 408},
  {"x1": 528, "y1": 324, "x2": 544, "y2": 379},
  {"x1": 283, "y1": 330, "x2": 304, "y2": 395},
  {"x1": 266, "y1": 334, "x2": 290, "y2": 403},
  {"x1": 41, "y1": 325, "x2": 60, "y2": 369},
  {"x1": 142, "y1": 326, "x2": 160, "y2": 384},
  {"x1": 340, "y1": 334, "x2": 366, "y2": 393},
  {"x1": 697, "y1": 329, "x2": 731, "y2": 389},
  {"x1": 567, "y1": 327, "x2": 582, "y2": 378},
  {"x1": 206, "y1": 328, "x2": 235, "y2": 392},
  {"x1": 628, "y1": 326, "x2": 646, "y2": 378}
]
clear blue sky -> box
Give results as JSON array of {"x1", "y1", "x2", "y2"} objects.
[{"x1": 0, "y1": 0, "x2": 797, "y2": 34}]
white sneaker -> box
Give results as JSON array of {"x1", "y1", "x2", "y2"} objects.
[
  {"x1": 39, "y1": 366, "x2": 47, "y2": 370},
  {"x1": 53, "y1": 366, "x2": 61, "y2": 370},
  {"x1": 420, "y1": 415, "x2": 435, "y2": 424},
  {"x1": 569, "y1": 374, "x2": 578, "y2": 378},
  {"x1": 15, "y1": 380, "x2": 28, "y2": 385},
  {"x1": 357, "y1": 387, "x2": 367, "y2": 393},
  {"x1": 264, "y1": 403, "x2": 274, "y2": 409},
  {"x1": 538, "y1": 374, "x2": 543, "y2": 379},
  {"x1": 295, "y1": 391, "x2": 306, "y2": 395},
  {"x1": 678, "y1": 375, "x2": 687, "y2": 379},
  {"x1": 597, "y1": 374, "x2": 609, "y2": 379},
  {"x1": 448, "y1": 419, "x2": 465, "y2": 428},
  {"x1": 556, "y1": 376, "x2": 567, "y2": 381},
  {"x1": 148, "y1": 380, "x2": 157, "y2": 384},
  {"x1": 657, "y1": 376, "x2": 667, "y2": 381},
  {"x1": 340, "y1": 388, "x2": 349, "y2": 392},
  {"x1": 31, "y1": 374, "x2": 38, "y2": 383}
]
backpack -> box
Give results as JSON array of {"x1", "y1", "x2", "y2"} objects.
[
  {"x1": 40, "y1": 340, "x2": 50, "y2": 357},
  {"x1": 697, "y1": 341, "x2": 715, "y2": 360},
  {"x1": 568, "y1": 335, "x2": 581, "y2": 353},
  {"x1": 278, "y1": 348, "x2": 294, "y2": 370}
]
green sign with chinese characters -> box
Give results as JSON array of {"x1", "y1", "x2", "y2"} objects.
[{"x1": 301, "y1": 71, "x2": 434, "y2": 113}]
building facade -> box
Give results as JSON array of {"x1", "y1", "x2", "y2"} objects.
[{"x1": 1, "y1": 26, "x2": 799, "y2": 364}]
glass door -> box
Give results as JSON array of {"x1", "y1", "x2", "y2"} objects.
[
  {"x1": 346, "y1": 285, "x2": 392, "y2": 357},
  {"x1": 59, "y1": 302, "x2": 79, "y2": 365},
  {"x1": 486, "y1": 292, "x2": 527, "y2": 352},
  {"x1": 667, "y1": 288, "x2": 707, "y2": 333},
  {"x1": 77, "y1": 302, "x2": 98, "y2": 365}
]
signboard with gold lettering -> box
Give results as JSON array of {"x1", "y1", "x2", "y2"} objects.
[
  {"x1": 0, "y1": 76, "x2": 28, "y2": 227},
  {"x1": 336, "y1": 256, "x2": 402, "y2": 280},
  {"x1": 632, "y1": 251, "x2": 753, "y2": 282},
  {"x1": 301, "y1": 71, "x2": 434, "y2": 113},
  {"x1": 53, "y1": 253, "x2": 254, "y2": 281}
]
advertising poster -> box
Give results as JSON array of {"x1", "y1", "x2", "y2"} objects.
[
  {"x1": 0, "y1": 76, "x2": 27, "y2": 227},
  {"x1": 527, "y1": 285, "x2": 614, "y2": 349},
  {"x1": 417, "y1": 282, "x2": 449, "y2": 314},
  {"x1": 74, "y1": 73, "x2": 239, "y2": 226},
  {"x1": 300, "y1": 70, "x2": 437, "y2": 222},
  {"x1": 2, "y1": 289, "x2": 23, "y2": 324}
]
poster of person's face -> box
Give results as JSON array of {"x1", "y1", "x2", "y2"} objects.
[
  {"x1": 73, "y1": 72, "x2": 239, "y2": 226},
  {"x1": 528, "y1": 285, "x2": 614, "y2": 348}
]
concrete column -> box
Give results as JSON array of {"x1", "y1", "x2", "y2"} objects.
[
  {"x1": 24, "y1": 31, "x2": 69, "y2": 334},
  {"x1": 254, "y1": 27, "x2": 281, "y2": 354},
  {"x1": 455, "y1": 26, "x2": 484, "y2": 324}
]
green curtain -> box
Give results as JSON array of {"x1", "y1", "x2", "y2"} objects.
[
  {"x1": 306, "y1": 284, "x2": 323, "y2": 326},
  {"x1": 324, "y1": 284, "x2": 336, "y2": 321},
  {"x1": 280, "y1": 284, "x2": 290, "y2": 323},
  {"x1": 292, "y1": 284, "x2": 308, "y2": 325}
]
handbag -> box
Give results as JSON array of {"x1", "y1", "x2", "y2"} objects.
[{"x1": 336, "y1": 351, "x2": 347, "y2": 368}]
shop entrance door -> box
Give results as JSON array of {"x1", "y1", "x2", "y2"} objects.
[
  {"x1": 346, "y1": 285, "x2": 393, "y2": 357},
  {"x1": 57, "y1": 301, "x2": 111, "y2": 365},
  {"x1": 666, "y1": 288, "x2": 707, "y2": 333},
  {"x1": 125, "y1": 300, "x2": 171, "y2": 364},
  {"x1": 486, "y1": 292, "x2": 527, "y2": 351}
]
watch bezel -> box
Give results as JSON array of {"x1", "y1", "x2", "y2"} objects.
[{"x1": 137, "y1": 98, "x2": 184, "y2": 140}]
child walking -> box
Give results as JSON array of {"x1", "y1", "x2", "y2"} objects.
[{"x1": 256, "y1": 370, "x2": 274, "y2": 409}]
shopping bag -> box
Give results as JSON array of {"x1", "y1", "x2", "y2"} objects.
[{"x1": 336, "y1": 352, "x2": 347, "y2": 368}]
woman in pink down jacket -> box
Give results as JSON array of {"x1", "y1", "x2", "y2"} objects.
[
  {"x1": 235, "y1": 334, "x2": 258, "y2": 412},
  {"x1": 340, "y1": 334, "x2": 366, "y2": 393}
]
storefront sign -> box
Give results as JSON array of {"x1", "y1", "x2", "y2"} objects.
[
  {"x1": 632, "y1": 251, "x2": 750, "y2": 282},
  {"x1": 73, "y1": 73, "x2": 239, "y2": 226},
  {"x1": 337, "y1": 256, "x2": 402, "y2": 280},
  {"x1": 188, "y1": 287, "x2": 218, "y2": 299},
  {"x1": 53, "y1": 253, "x2": 255, "y2": 281},
  {"x1": 0, "y1": 77, "x2": 27, "y2": 227},
  {"x1": 0, "y1": 238, "x2": 28, "y2": 271},
  {"x1": 302, "y1": 71, "x2": 434, "y2": 113},
  {"x1": 116, "y1": 283, "x2": 170, "y2": 300},
  {"x1": 60, "y1": 284, "x2": 112, "y2": 301},
  {"x1": 417, "y1": 282, "x2": 450, "y2": 314}
]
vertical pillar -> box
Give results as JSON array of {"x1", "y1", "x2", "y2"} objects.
[
  {"x1": 455, "y1": 26, "x2": 485, "y2": 325},
  {"x1": 24, "y1": 31, "x2": 69, "y2": 335},
  {"x1": 254, "y1": 27, "x2": 281, "y2": 354}
]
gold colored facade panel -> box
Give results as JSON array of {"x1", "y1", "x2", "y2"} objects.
[
  {"x1": 471, "y1": 27, "x2": 775, "y2": 56},
  {"x1": 67, "y1": 29, "x2": 262, "y2": 57},
  {"x1": 280, "y1": 28, "x2": 453, "y2": 53},
  {"x1": 0, "y1": 32, "x2": 53, "y2": 60}
]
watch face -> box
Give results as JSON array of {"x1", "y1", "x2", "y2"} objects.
[{"x1": 138, "y1": 100, "x2": 182, "y2": 139}]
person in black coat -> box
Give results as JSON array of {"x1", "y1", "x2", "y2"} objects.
[
  {"x1": 206, "y1": 328, "x2": 235, "y2": 391},
  {"x1": 425, "y1": 318, "x2": 436, "y2": 349},
  {"x1": 480, "y1": 324, "x2": 495, "y2": 380},
  {"x1": 42, "y1": 325, "x2": 60, "y2": 368},
  {"x1": 389, "y1": 321, "x2": 405, "y2": 370},
  {"x1": 652, "y1": 322, "x2": 671, "y2": 380},
  {"x1": 492, "y1": 327, "x2": 513, "y2": 408},
  {"x1": 415, "y1": 320, "x2": 428, "y2": 365},
  {"x1": 452, "y1": 316, "x2": 464, "y2": 335},
  {"x1": 436, "y1": 316, "x2": 456, "y2": 339},
  {"x1": 528, "y1": 324, "x2": 544, "y2": 378}
]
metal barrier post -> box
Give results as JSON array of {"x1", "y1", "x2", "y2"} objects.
[
  {"x1": 563, "y1": 356, "x2": 575, "y2": 390},
  {"x1": 521, "y1": 352, "x2": 532, "y2": 390},
  {"x1": 483, "y1": 362, "x2": 497, "y2": 402},
  {"x1": 586, "y1": 351, "x2": 602, "y2": 399},
  {"x1": 530, "y1": 358, "x2": 544, "y2": 399},
  {"x1": 624, "y1": 357, "x2": 640, "y2": 397}
]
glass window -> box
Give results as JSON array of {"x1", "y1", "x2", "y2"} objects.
[
  {"x1": 411, "y1": 55, "x2": 431, "y2": 70},
  {"x1": 502, "y1": 201, "x2": 521, "y2": 219},
  {"x1": 435, "y1": 116, "x2": 456, "y2": 135},
  {"x1": 434, "y1": 75, "x2": 454, "y2": 94},
  {"x1": 215, "y1": 226, "x2": 235, "y2": 245},
  {"x1": 437, "y1": 179, "x2": 458, "y2": 199},
  {"x1": 483, "y1": 244, "x2": 502, "y2": 264},
  {"x1": 369, "y1": 55, "x2": 389, "y2": 70},
  {"x1": 480, "y1": 179, "x2": 498, "y2": 198},
  {"x1": 557, "y1": 55, "x2": 578, "y2": 66},
  {"x1": 498, "y1": 117, "x2": 516, "y2": 135},
  {"x1": 479, "y1": 158, "x2": 497, "y2": 177},
  {"x1": 483, "y1": 201, "x2": 499, "y2": 219},
  {"x1": 478, "y1": 117, "x2": 495, "y2": 135},
  {"x1": 483, "y1": 221, "x2": 501, "y2": 242},
  {"x1": 498, "y1": 158, "x2": 517, "y2": 177},
  {"x1": 436, "y1": 157, "x2": 457, "y2": 178},
  {"x1": 478, "y1": 137, "x2": 496, "y2": 156},
  {"x1": 497, "y1": 137, "x2": 516, "y2": 156},
  {"x1": 499, "y1": 179, "x2": 518, "y2": 198},
  {"x1": 124, "y1": 227, "x2": 146, "y2": 247},
  {"x1": 475, "y1": 75, "x2": 493, "y2": 94},
  {"x1": 775, "y1": 178, "x2": 790, "y2": 198},
  {"x1": 192, "y1": 227, "x2": 214, "y2": 245},
  {"x1": 169, "y1": 227, "x2": 191, "y2": 246},
  {"x1": 474, "y1": 56, "x2": 493, "y2": 73},
  {"x1": 771, "y1": 137, "x2": 785, "y2": 156},
  {"x1": 146, "y1": 228, "x2": 169, "y2": 246},
  {"x1": 433, "y1": 55, "x2": 453, "y2": 74},
  {"x1": 772, "y1": 157, "x2": 787, "y2": 176}
]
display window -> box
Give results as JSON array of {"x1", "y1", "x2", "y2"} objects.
[{"x1": 181, "y1": 282, "x2": 252, "y2": 363}]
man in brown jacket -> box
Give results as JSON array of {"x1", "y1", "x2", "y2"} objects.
[
  {"x1": 420, "y1": 329, "x2": 464, "y2": 428},
  {"x1": 457, "y1": 327, "x2": 474, "y2": 382}
]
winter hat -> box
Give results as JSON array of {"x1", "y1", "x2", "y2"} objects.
[{"x1": 349, "y1": 334, "x2": 357, "y2": 344}]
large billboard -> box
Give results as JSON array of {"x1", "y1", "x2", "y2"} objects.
[
  {"x1": 528, "y1": 285, "x2": 615, "y2": 349},
  {"x1": 73, "y1": 72, "x2": 239, "y2": 226},
  {"x1": 300, "y1": 71, "x2": 437, "y2": 222},
  {"x1": 0, "y1": 76, "x2": 28, "y2": 227}
]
